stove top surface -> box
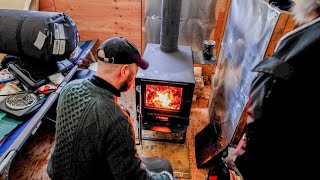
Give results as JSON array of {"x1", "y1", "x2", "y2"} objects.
[{"x1": 136, "y1": 43, "x2": 195, "y2": 84}]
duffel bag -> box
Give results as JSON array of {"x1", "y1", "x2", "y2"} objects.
[{"x1": 0, "y1": 9, "x2": 79, "y2": 63}]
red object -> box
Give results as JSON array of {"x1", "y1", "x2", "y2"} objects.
[
  {"x1": 37, "y1": 84, "x2": 57, "y2": 94},
  {"x1": 209, "y1": 176, "x2": 218, "y2": 180}
]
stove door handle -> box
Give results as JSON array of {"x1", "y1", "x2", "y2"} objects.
[{"x1": 136, "y1": 85, "x2": 143, "y2": 146}]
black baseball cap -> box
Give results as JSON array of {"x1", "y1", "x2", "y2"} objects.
[{"x1": 96, "y1": 37, "x2": 149, "y2": 70}]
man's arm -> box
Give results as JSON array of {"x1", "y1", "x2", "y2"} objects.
[{"x1": 101, "y1": 111, "x2": 173, "y2": 180}]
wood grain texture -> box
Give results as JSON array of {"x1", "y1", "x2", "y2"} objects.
[
  {"x1": 39, "y1": 0, "x2": 55, "y2": 12},
  {"x1": 141, "y1": 0, "x2": 145, "y2": 54},
  {"x1": 264, "y1": 12, "x2": 296, "y2": 59},
  {"x1": 281, "y1": 14, "x2": 297, "y2": 38},
  {"x1": 212, "y1": 0, "x2": 231, "y2": 59},
  {"x1": 264, "y1": 12, "x2": 290, "y2": 58},
  {"x1": 39, "y1": 0, "x2": 142, "y2": 53}
]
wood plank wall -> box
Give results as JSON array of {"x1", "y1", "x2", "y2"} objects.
[
  {"x1": 39, "y1": 0, "x2": 231, "y2": 57},
  {"x1": 39, "y1": 0, "x2": 142, "y2": 53}
]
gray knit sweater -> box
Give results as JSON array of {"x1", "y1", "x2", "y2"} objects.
[{"x1": 47, "y1": 79, "x2": 172, "y2": 180}]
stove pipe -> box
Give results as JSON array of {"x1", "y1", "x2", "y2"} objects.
[{"x1": 160, "y1": 0, "x2": 182, "y2": 53}]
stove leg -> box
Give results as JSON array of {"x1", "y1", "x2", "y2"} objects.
[{"x1": 136, "y1": 114, "x2": 143, "y2": 145}]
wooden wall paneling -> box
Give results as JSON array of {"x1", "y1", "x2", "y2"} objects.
[
  {"x1": 141, "y1": 0, "x2": 145, "y2": 54},
  {"x1": 264, "y1": 12, "x2": 290, "y2": 58},
  {"x1": 264, "y1": 13, "x2": 296, "y2": 58},
  {"x1": 39, "y1": 0, "x2": 56, "y2": 12},
  {"x1": 281, "y1": 14, "x2": 297, "y2": 37},
  {"x1": 39, "y1": 0, "x2": 142, "y2": 53},
  {"x1": 212, "y1": 0, "x2": 232, "y2": 59}
]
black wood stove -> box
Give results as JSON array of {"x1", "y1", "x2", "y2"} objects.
[
  {"x1": 135, "y1": 0, "x2": 195, "y2": 143},
  {"x1": 135, "y1": 43, "x2": 195, "y2": 143}
]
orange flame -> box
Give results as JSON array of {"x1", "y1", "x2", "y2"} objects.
[{"x1": 145, "y1": 85, "x2": 183, "y2": 110}]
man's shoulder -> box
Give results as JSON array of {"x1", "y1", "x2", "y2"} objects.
[
  {"x1": 64, "y1": 79, "x2": 87, "y2": 88},
  {"x1": 59, "y1": 79, "x2": 93, "y2": 103},
  {"x1": 60, "y1": 79, "x2": 89, "y2": 95}
]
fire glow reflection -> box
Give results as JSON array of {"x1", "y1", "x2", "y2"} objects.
[{"x1": 145, "y1": 85, "x2": 183, "y2": 110}]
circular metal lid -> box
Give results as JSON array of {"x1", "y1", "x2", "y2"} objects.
[
  {"x1": 6, "y1": 93, "x2": 38, "y2": 110},
  {"x1": 203, "y1": 40, "x2": 216, "y2": 46}
]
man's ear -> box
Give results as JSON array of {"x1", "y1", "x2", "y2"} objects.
[{"x1": 120, "y1": 64, "x2": 130, "y2": 77}]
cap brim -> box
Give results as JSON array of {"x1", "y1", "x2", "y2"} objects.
[
  {"x1": 135, "y1": 57, "x2": 149, "y2": 70},
  {"x1": 137, "y1": 58, "x2": 149, "y2": 70}
]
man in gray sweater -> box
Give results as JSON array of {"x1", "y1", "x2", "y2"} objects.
[{"x1": 47, "y1": 37, "x2": 174, "y2": 180}]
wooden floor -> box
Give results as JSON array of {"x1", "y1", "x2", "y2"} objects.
[{"x1": 7, "y1": 84, "x2": 212, "y2": 180}]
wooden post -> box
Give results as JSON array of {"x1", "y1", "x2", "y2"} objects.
[
  {"x1": 264, "y1": 12, "x2": 296, "y2": 58},
  {"x1": 212, "y1": 0, "x2": 232, "y2": 59}
]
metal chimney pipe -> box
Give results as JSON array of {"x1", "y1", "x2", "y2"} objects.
[{"x1": 160, "y1": 0, "x2": 182, "y2": 53}]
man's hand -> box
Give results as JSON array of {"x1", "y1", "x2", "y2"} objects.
[{"x1": 233, "y1": 133, "x2": 247, "y2": 162}]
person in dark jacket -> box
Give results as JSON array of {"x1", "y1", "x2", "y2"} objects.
[
  {"x1": 47, "y1": 37, "x2": 174, "y2": 180},
  {"x1": 233, "y1": 0, "x2": 320, "y2": 179}
]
